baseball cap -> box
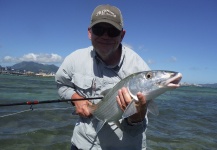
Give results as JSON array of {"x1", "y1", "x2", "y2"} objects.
[{"x1": 89, "y1": 5, "x2": 124, "y2": 31}]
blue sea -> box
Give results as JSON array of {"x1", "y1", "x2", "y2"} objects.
[{"x1": 0, "y1": 74, "x2": 216, "y2": 150}]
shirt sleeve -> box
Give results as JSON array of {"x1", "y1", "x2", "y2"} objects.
[
  {"x1": 120, "y1": 115, "x2": 148, "y2": 137},
  {"x1": 55, "y1": 55, "x2": 76, "y2": 100}
]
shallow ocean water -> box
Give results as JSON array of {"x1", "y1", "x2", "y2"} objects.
[{"x1": 0, "y1": 74, "x2": 216, "y2": 149}]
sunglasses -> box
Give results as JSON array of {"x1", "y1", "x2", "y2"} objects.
[{"x1": 92, "y1": 25, "x2": 122, "y2": 37}]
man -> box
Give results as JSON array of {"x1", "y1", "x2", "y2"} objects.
[{"x1": 55, "y1": 4, "x2": 150, "y2": 150}]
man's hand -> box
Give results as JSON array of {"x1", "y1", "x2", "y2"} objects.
[
  {"x1": 71, "y1": 93, "x2": 92, "y2": 118},
  {"x1": 116, "y1": 87, "x2": 147, "y2": 123}
]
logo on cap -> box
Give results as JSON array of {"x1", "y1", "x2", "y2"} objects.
[{"x1": 96, "y1": 9, "x2": 116, "y2": 18}]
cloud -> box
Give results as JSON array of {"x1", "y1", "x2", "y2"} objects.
[
  {"x1": 138, "y1": 45, "x2": 148, "y2": 52},
  {"x1": 147, "y1": 59, "x2": 155, "y2": 64},
  {"x1": 189, "y1": 66, "x2": 209, "y2": 71},
  {"x1": 2, "y1": 56, "x2": 16, "y2": 62},
  {"x1": 122, "y1": 43, "x2": 149, "y2": 53},
  {"x1": 169, "y1": 56, "x2": 177, "y2": 62},
  {"x1": 122, "y1": 42, "x2": 133, "y2": 49},
  {"x1": 2, "y1": 53, "x2": 63, "y2": 64}
]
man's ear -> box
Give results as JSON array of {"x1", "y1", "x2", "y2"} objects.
[
  {"x1": 120, "y1": 30, "x2": 126, "y2": 41},
  {"x1": 88, "y1": 28, "x2": 92, "y2": 40}
]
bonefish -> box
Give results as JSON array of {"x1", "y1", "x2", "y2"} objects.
[{"x1": 88, "y1": 70, "x2": 182, "y2": 132}]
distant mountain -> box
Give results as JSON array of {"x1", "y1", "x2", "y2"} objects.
[{"x1": 11, "y1": 61, "x2": 59, "y2": 73}]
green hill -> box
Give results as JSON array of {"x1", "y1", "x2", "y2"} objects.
[{"x1": 12, "y1": 61, "x2": 59, "y2": 73}]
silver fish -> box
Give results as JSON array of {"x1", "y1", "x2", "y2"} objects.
[{"x1": 88, "y1": 70, "x2": 182, "y2": 132}]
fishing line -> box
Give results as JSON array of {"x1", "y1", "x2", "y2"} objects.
[
  {"x1": 0, "y1": 106, "x2": 74, "y2": 118},
  {"x1": 0, "y1": 109, "x2": 32, "y2": 118}
]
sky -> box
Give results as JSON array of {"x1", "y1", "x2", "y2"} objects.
[{"x1": 0, "y1": 0, "x2": 217, "y2": 84}]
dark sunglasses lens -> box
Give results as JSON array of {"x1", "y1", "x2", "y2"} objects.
[
  {"x1": 108, "y1": 28, "x2": 121, "y2": 37},
  {"x1": 92, "y1": 27, "x2": 105, "y2": 36},
  {"x1": 92, "y1": 26, "x2": 121, "y2": 37}
]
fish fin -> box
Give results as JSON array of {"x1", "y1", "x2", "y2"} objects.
[
  {"x1": 122, "y1": 100, "x2": 137, "y2": 119},
  {"x1": 147, "y1": 100, "x2": 159, "y2": 116},
  {"x1": 100, "y1": 89, "x2": 111, "y2": 96},
  {"x1": 96, "y1": 120, "x2": 106, "y2": 133}
]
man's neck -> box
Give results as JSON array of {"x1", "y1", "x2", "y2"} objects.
[
  {"x1": 96, "y1": 45, "x2": 121, "y2": 66},
  {"x1": 104, "y1": 48, "x2": 121, "y2": 66}
]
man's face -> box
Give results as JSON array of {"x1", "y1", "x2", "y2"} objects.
[{"x1": 88, "y1": 23, "x2": 125, "y2": 60}]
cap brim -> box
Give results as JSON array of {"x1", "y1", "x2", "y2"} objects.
[{"x1": 90, "y1": 19, "x2": 122, "y2": 31}]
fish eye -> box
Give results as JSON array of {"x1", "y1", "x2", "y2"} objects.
[{"x1": 146, "y1": 72, "x2": 153, "y2": 79}]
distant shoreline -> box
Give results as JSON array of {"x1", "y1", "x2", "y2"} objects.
[{"x1": 0, "y1": 72, "x2": 55, "y2": 77}]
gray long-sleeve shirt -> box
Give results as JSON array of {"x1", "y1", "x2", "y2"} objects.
[{"x1": 55, "y1": 45, "x2": 150, "y2": 150}]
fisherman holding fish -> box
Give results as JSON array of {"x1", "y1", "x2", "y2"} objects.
[{"x1": 55, "y1": 4, "x2": 182, "y2": 150}]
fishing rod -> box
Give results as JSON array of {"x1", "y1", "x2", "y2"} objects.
[{"x1": 0, "y1": 97, "x2": 103, "y2": 107}]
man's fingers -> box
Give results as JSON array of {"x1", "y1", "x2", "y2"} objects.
[
  {"x1": 118, "y1": 89, "x2": 127, "y2": 109},
  {"x1": 116, "y1": 87, "x2": 133, "y2": 111},
  {"x1": 116, "y1": 96, "x2": 124, "y2": 111},
  {"x1": 121, "y1": 87, "x2": 132, "y2": 104},
  {"x1": 137, "y1": 92, "x2": 146, "y2": 104}
]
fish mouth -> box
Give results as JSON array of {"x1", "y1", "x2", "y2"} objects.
[{"x1": 165, "y1": 72, "x2": 182, "y2": 88}]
